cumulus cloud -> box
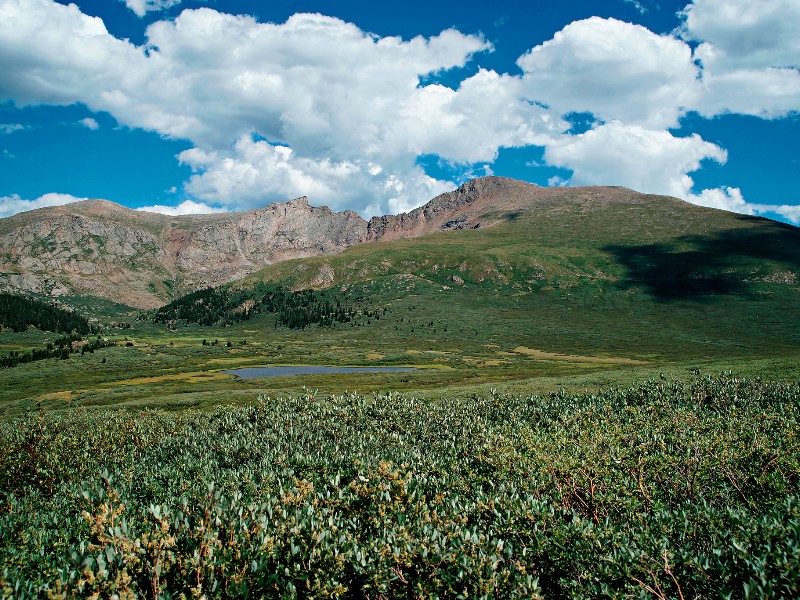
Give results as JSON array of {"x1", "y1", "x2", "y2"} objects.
[
  {"x1": 179, "y1": 135, "x2": 454, "y2": 215},
  {"x1": 679, "y1": 0, "x2": 800, "y2": 70},
  {"x1": 135, "y1": 199, "x2": 225, "y2": 215},
  {"x1": 678, "y1": 0, "x2": 800, "y2": 119},
  {"x1": 517, "y1": 17, "x2": 700, "y2": 129},
  {"x1": 0, "y1": 5, "x2": 495, "y2": 152},
  {"x1": 79, "y1": 117, "x2": 99, "y2": 130},
  {"x1": 543, "y1": 122, "x2": 797, "y2": 220},
  {"x1": 122, "y1": 0, "x2": 184, "y2": 18},
  {"x1": 756, "y1": 204, "x2": 800, "y2": 225},
  {"x1": 677, "y1": 189, "x2": 800, "y2": 225},
  {"x1": 0, "y1": 0, "x2": 796, "y2": 219},
  {"x1": 544, "y1": 122, "x2": 727, "y2": 199},
  {"x1": 0, "y1": 2, "x2": 527, "y2": 214},
  {"x1": 0, "y1": 192, "x2": 88, "y2": 218},
  {"x1": 0, "y1": 0, "x2": 144, "y2": 107},
  {"x1": 514, "y1": 7, "x2": 798, "y2": 219},
  {"x1": 686, "y1": 186, "x2": 753, "y2": 214}
]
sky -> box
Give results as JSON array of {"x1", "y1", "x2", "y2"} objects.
[{"x1": 0, "y1": 0, "x2": 798, "y2": 224}]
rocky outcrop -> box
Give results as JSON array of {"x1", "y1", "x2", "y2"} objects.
[
  {"x1": 0, "y1": 196, "x2": 368, "y2": 308},
  {"x1": 366, "y1": 176, "x2": 542, "y2": 240}
]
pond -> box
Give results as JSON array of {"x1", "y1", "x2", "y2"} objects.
[{"x1": 222, "y1": 365, "x2": 419, "y2": 379}]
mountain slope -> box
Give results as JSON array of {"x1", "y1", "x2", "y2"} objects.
[
  {"x1": 0, "y1": 196, "x2": 366, "y2": 308},
  {"x1": 228, "y1": 184, "x2": 800, "y2": 362},
  {"x1": 0, "y1": 177, "x2": 567, "y2": 307},
  {"x1": 1, "y1": 176, "x2": 797, "y2": 311}
]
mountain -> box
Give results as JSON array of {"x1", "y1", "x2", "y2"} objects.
[
  {"x1": 0, "y1": 195, "x2": 365, "y2": 308},
  {"x1": 232, "y1": 182, "x2": 800, "y2": 363},
  {"x1": 1, "y1": 176, "x2": 797, "y2": 309}
]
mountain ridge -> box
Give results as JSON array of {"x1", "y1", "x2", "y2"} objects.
[{"x1": 0, "y1": 176, "x2": 789, "y2": 308}]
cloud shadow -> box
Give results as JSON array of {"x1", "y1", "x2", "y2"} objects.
[{"x1": 603, "y1": 219, "x2": 800, "y2": 302}]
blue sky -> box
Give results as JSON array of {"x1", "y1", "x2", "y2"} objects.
[{"x1": 0, "y1": 0, "x2": 798, "y2": 223}]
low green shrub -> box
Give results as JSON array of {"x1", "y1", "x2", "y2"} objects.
[{"x1": 1, "y1": 374, "x2": 798, "y2": 598}]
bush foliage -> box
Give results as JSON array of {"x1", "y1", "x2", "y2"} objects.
[{"x1": 1, "y1": 374, "x2": 799, "y2": 598}]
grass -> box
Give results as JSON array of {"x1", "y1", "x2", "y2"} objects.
[
  {"x1": 1, "y1": 196, "x2": 799, "y2": 417},
  {"x1": 2, "y1": 282, "x2": 799, "y2": 418}
]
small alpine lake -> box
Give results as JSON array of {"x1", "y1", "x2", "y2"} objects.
[{"x1": 222, "y1": 365, "x2": 419, "y2": 379}]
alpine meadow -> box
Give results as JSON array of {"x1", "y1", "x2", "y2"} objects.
[{"x1": 1, "y1": 0, "x2": 800, "y2": 597}]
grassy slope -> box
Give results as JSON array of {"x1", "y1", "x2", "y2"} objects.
[
  {"x1": 1, "y1": 192, "x2": 799, "y2": 415},
  {"x1": 243, "y1": 194, "x2": 800, "y2": 359}
]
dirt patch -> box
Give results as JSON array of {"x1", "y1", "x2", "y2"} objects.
[
  {"x1": 366, "y1": 353, "x2": 386, "y2": 360},
  {"x1": 478, "y1": 359, "x2": 509, "y2": 367},
  {"x1": 464, "y1": 357, "x2": 508, "y2": 367}
]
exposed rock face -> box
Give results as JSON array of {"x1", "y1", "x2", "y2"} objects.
[
  {"x1": 366, "y1": 176, "x2": 544, "y2": 240},
  {"x1": 0, "y1": 196, "x2": 367, "y2": 308},
  {"x1": 0, "y1": 176, "x2": 691, "y2": 308}
]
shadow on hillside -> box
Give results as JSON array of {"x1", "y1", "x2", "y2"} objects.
[{"x1": 603, "y1": 221, "x2": 800, "y2": 301}]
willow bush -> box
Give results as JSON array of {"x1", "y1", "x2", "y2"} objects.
[{"x1": 1, "y1": 374, "x2": 799, "y2": 598}]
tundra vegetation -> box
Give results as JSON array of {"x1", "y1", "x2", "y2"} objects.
[
  {"x1": 1, "y1": 375, "x2": 798, "y2": 597},
  {"x1": 1, "y1": 190, "x2": 799, "y2": 596}
]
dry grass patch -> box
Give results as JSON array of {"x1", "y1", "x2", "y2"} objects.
[
  {"x1": 104, "y1": 371, "x2": 231, "y2": 386},
  {"x1": 512, "y1": 346, "x2": 647, "y2": 365},
  {"x1": 35, "y1": 390, "x2": 75, "y2": 403},
  {"x1": 202, "y1": 357, "x2": 266, "y2": 366}
]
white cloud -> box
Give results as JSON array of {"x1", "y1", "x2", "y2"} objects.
[
  {"x1": 543, "y1": 122, "x2": 800, "y2": 220},
  {"x1": 686, "y1": 186, "x2": 753, "y2": 214},
  {"x1": 79, "y1": 117, "x2": 99, "y2": 130},
  {"x1": 0, "y1": 3, "x2": 520, "y2": 215},
  {"x1": 756, "y1": 204, "x2": 800, "y2": 225},
  {"x1": 0, "y1": 192, "x2": 88, "y2": 218},
  {"x1": 179, "y1": 134, "x2": 454, "y2": 216},
  {"x1": 0, "y1": 123, "x2": 25, "y2": 134},
  {"x1": 547, "y1": 176, "x2": 568, "y2": 187},
  {"x1": 680, "y1": 188, "x2": 800, "y2": 225},
  {"x1": 135, "y1": 199, "x2": 225, "y2": 215},
  {"x1": 0, "y1": 0, "x2": 144, "y2": 107},
  {"x1": 122, "y1": 0, "x2": 184, "y2": 18},
  {"x1": 679, "y1": 0, "x2": 800, "y2": 70},
  {"x1": 694, "y1": 67, "x2": 800, "y2": 120},
  {"x1": 394, "y1": 69, "x2": 559, "y2": 164},
  {"x1": 517, "y1": 17, "x2": 700, "y2": 129},
  {"x1": 678, "y1": 0, "x2": 800, "y2": 119},
  {"x1": 545, "y1": 122, "x2": 727, "y2": 199},
  {"x1": 135, "y1": 10, "x2": 496, "y2": 152}
]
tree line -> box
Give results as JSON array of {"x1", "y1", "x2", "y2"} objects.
[
  {"x1": 152, "y1": 283, "x2": 367, "y2": 330},
  {"x1": 0, "y1": 292, "x2": 95, "y2": 334},
  {"x1": 0, "y1": 334, "x2": 116, "y2": 369}
]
